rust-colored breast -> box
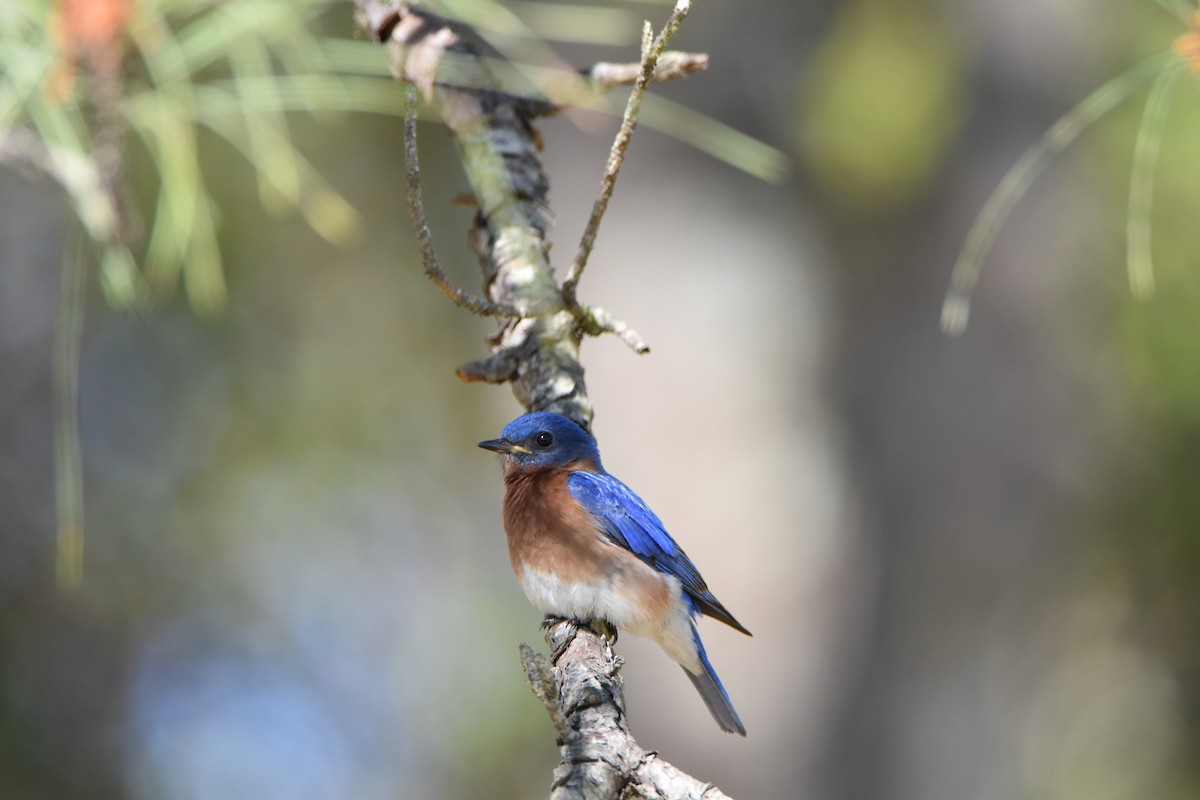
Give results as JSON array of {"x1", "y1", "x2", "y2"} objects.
[
  {"x1": 501, "y1": 462, "x2": 681, "y2": 632},
  {"x1": 502, "y1": 465, "x2": 611, "y2": 583}
]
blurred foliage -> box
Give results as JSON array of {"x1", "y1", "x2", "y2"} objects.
[
  {"x1": 941, "y1": 51, "x2": 1180, "y2": 336},
  {"x1": 0, "y1": 0, "x2": 786, "y2": 590},
  {"x1": 1101, "y1": 14, "x2": 1200, "y2": 784},
  {"x1": 943, "y1": 2, "x2": 1200, "y2": 335},
  {"x1": 1038, "y1": 3, "x2": 1200, "y2": 796},
  {"x1": 5, "y1": 1, "x2": 1200, "y2": 799},
  {"x1": 0, "y1": 0, "x2": 380, "y2": 314},
  {"x1": 0, "y1": 0, "x2": 785, "y2": 317},
  {"x1": 796, "y1": 0, "x2": 963, "y2": 213}
]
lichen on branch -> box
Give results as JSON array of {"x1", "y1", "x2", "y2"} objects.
[
  {"x1": 353, "y1": 3, "x2": 731, "y2": 797},
  {"x1": 353, "y1": 0, "x2": 696, "y2": 428}
]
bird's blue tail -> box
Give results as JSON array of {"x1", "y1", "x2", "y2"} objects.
[{"x1": 683, "y1": 629, "x2": 746, "y2": 736}]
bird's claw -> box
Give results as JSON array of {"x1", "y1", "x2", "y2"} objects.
[
  {"x1": 541, "y1": 616, "x2": 618, "y2": 650},
  {"x1": 588, "y1": 618, "x2": 618, "y2": 645}
]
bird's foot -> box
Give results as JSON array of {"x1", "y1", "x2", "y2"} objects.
[
  {"x1": 541, "y1": 616, "x2": 618, "y2": 660},
  {"x1": 587, "y1": 618, "x2": 618, "y2": 645}
]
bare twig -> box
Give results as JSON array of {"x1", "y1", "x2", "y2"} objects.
[
  {"x1": 562, "y1": 0, "x2": 693, "y2": 308},
  {"x1": 576, "y1": 304, "x2": 650, "y2": 355},
  {"x1": 456, "y1": 342, "x2": 525, "y2": 384},
  {"x1": 403, "y1": 85, "x2": 517, "y2": 316},
  {"x1": 583, "y1": 51, "x2": 708, "y2": 91}
]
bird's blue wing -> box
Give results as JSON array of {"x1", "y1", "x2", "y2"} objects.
[
  {"x1": 567, "y1": 469, "x2": 703, "y2": 592},
  {"x1": 567, "y1": 469, "x2": 750, "y2": 635}
]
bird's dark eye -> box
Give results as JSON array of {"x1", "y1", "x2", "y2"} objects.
[{"x1": 534, "y1": 431, "x2": 554, "y2": 449}]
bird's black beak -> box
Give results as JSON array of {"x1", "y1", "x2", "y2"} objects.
[{"x1": 478, "y1": 438, "x2": 523, "y2": 455}]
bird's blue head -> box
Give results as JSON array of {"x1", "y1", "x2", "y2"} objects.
[{"x1": 478, "y1": 412, "x2": 602, "y2": 470}]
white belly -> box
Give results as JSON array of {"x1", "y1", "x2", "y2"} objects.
[{"x1": 518, "y1": 564, "x2": 700, "y2": 673}]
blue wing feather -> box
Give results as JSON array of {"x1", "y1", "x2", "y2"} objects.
[{"x1": 567, "y1": 469, "x2": 750, "y2": 636}]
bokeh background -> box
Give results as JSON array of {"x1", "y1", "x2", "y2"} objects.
[{"x1": 3, "y1": 0, "x2": 1200, "y2": 798}]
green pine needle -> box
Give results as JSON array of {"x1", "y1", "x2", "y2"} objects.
[
  {"x1": 942, "y1": 52, "x2": 1178, "y2": 336},
  {"x1": 1127, "y1": 63, "x2": 1183, "y2": 299}
]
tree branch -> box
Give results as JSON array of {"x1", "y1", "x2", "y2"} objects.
[
  {"x1": 354, "y1": 3, "x2": 727, "y2": 797},
  {"x1": 357, "y1": 0, "x2": 592, "y2": 424},
  {"x1": 403, "y1": 85, "x2": 518, "y2": 317},
  {"x1": 522, "y1": 621, "x2": 732, "y2": 800}
]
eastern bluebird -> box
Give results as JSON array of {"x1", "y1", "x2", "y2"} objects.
[{"x1": 479, "y1": 411, "x2": 750, "y2": 735}]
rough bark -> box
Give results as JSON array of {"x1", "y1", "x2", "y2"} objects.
[
  {"x1": 351, "y1": 3, "x2": 732, "y2": 798},
  {"x1": 522, "y1": 621, "x2": 732, "y2": 800},
  {"x1": 355, "y1": 0, "x2": 591, "y2": 425}
]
